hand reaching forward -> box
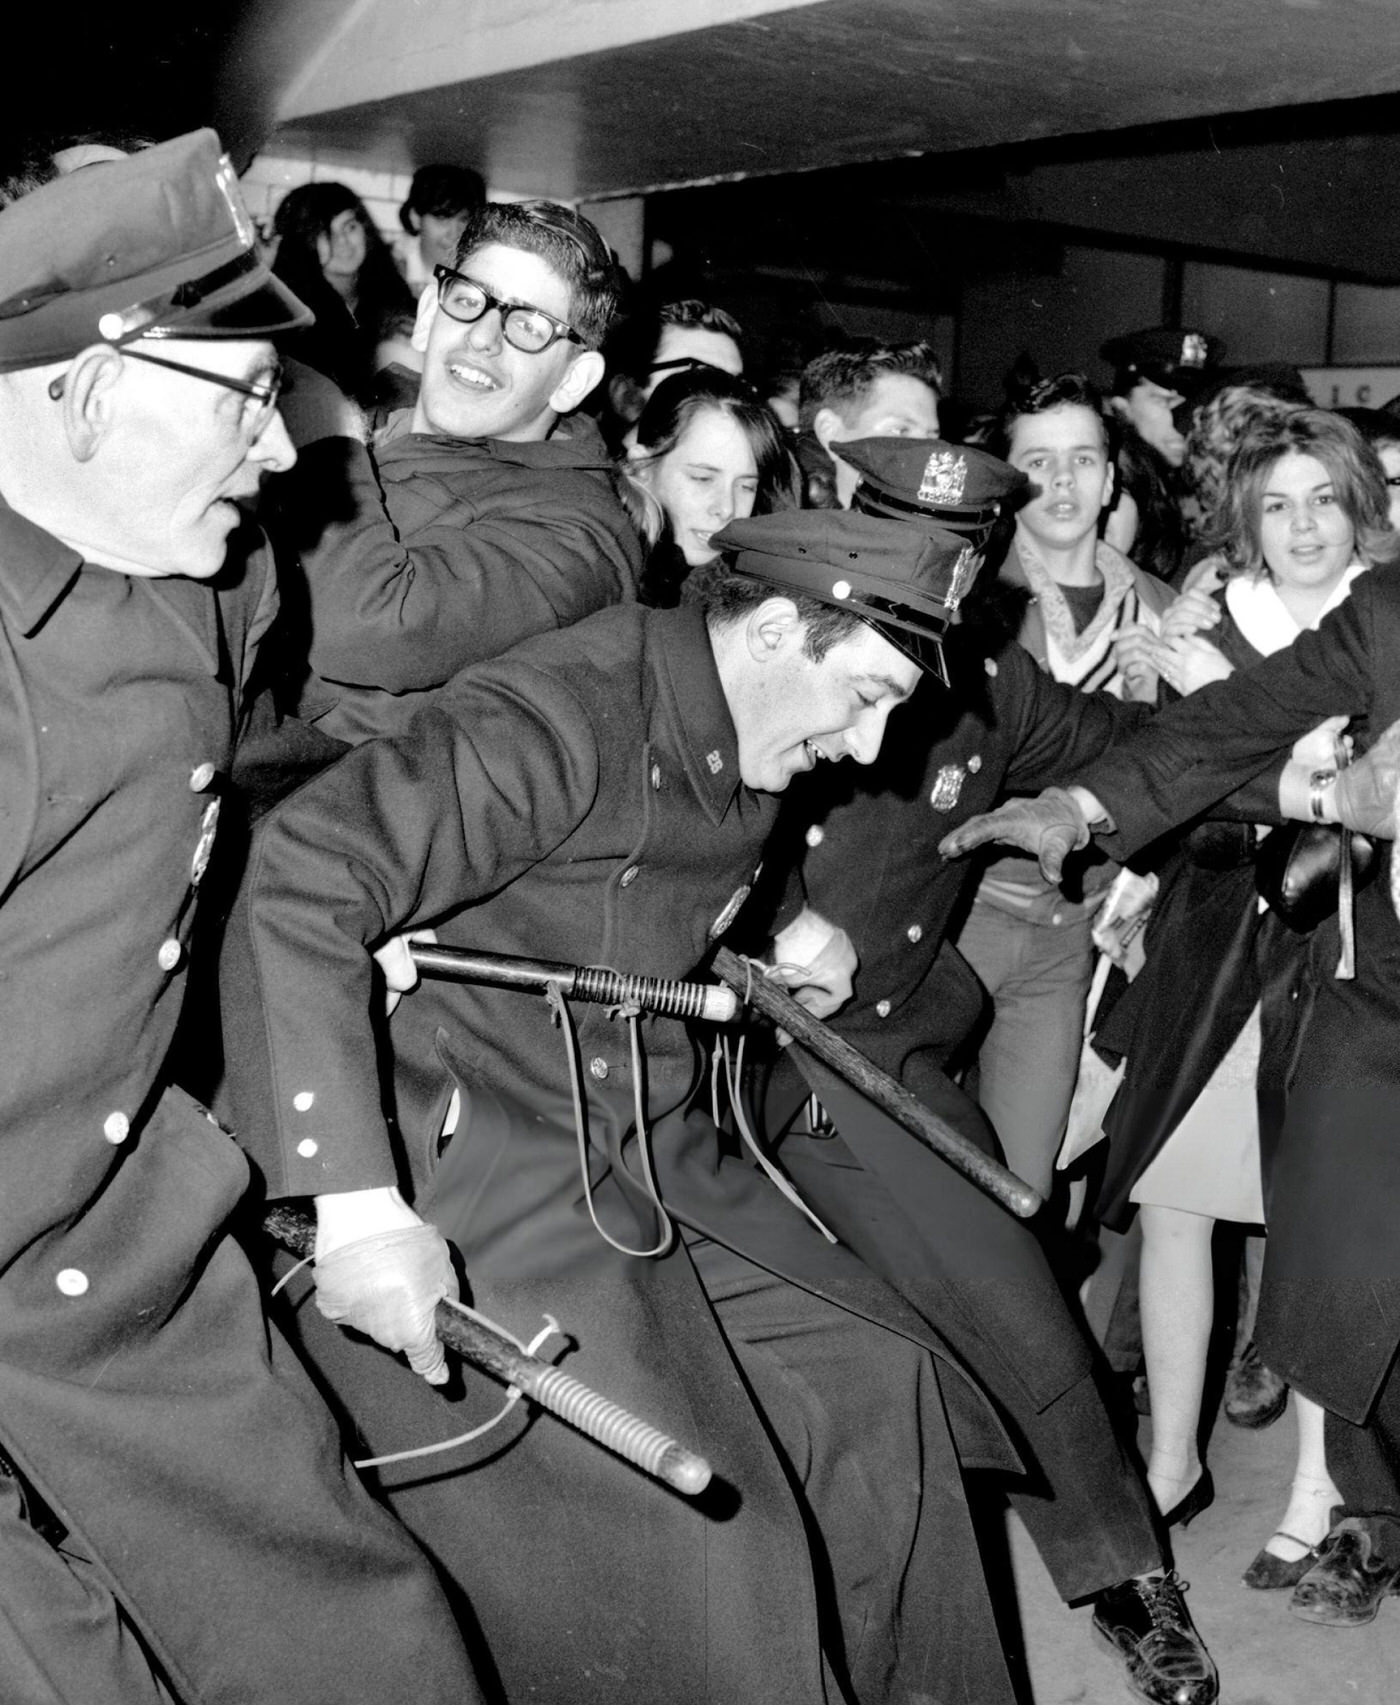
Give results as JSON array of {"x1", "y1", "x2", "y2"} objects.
[
  {"x1": 1335, "y1": 717, "x2": 1400, "y2": 838},
  {"x1": 938, "y1": 787, "x2": 1093, "y2": 883}
]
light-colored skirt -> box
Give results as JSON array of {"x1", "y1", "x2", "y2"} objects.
[{"x1": 1129, "y1": 1003, "x2": 1266, "y2": 1224}]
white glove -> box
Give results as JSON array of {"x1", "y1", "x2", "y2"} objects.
[
  {"x1": 768, "y1": 906, "x2": 857, "y2": 1020},
  {"x1": 313, "y1": 1221, "x2": 457, "y2": 1384}
]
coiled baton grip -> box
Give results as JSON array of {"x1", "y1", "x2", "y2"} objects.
[
  {"x1": 263, "y1": 1204, "x2": 713, "y2": 1496},
  {"x1": 712, "y1": 945, "x2": 1043, "y2": 1219},
  {"x1": 409, "y1": 944, "x2": 739, "y2": 1023}
]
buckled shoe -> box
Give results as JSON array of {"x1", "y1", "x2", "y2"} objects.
[
  {"x1": 1290, "y1": 1512, "x2": 1400, "y2": 1626},
  {"x1": 1091, "y1": 1571, "x2": 1218, "y2": 1705}
]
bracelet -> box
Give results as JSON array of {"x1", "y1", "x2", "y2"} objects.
[{"x1": 1309, "y1": 767, "x2": 1337, "y2": 824}]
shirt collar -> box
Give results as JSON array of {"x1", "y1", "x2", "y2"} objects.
[
  {"x1": 0, "y1": 498, "x2": 83, "y2": 634},
  {"x1": 649, "y1": 604, "x2": 744, "y2": 825}
]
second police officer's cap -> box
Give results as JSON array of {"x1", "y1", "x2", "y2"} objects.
[
  {"x1": 1100, "y1": 326, "x2": 1225, "y2": 399},
  {"x1": 715, "y1": 436, "x2": 1028, "y2": 684},
  {"x1": 839, "y1": 435, "x2": 1027, "y2": 549},
  {"x1": 0, "y1": 129, "x2": 312, "y2": 373}
]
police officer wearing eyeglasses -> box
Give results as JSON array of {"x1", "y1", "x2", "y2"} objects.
[
  {"x1": 0, "y1": 133, "x2": 480, "y2": 1703},
  {"x1": 272, "y1": 199, "x2": 642, "y2": 745}
]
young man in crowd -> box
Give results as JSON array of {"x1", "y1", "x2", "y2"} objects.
[
  {"x1": 603, "y1": 296, "x2": 747, "y2": 446},
  {"x1": 796, "y1": 339, "x2": 943, "y2": 506},
  {"x1": 953, "y1": 373, "x2": 1173, "y2": 1198},
  {"x1": 0, "y1": 131, "x2": 479, "y2": 1705},
  {"x1": 273, "y1": 198, "x2": 642, "y2": 742},
  {"x1": 758, "y1": 434, "x2": 1220, "y2": 1705},
  {"x1": 219, "y1": 492, "x2": 1030, "y2": 1705}
]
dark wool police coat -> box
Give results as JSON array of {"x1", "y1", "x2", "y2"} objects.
[
  {"x1": 276, "y1": 411, "x2": 642, "y2": 742},
  {"x1": 762, "y1": 639, "x2": 1147, "y2": 1410},
  {"x1": 222, "y1": 601, "x2": 1019, "y2": 1705},
  {"x1": 0, "y1": 506, "x2": 475, "y2": 1705},
  {"x1": 1080, "y1": 567, "x2": 1400, "y2": 1423}
]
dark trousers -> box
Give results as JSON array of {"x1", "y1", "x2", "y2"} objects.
[
  {"x1": 689, "y1": 1233, "x2": 1009, "y2": 1705},
  {"x1": 994, "y1": 1367, "x2": 1161, "y2": 1600},
  {"x1": 770, "y1": 1093, "x2": 1162, "y2": 1605},
  {"x1": 1326, "y1": 1350, "x2": 1400, "y2": 1537}
]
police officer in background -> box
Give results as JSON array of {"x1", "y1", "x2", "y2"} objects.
[
  {"x1": 757, "y1": 437, "x2": 1221, "y2": 1705},
  {"x1": 1101, "y1": 325, "x2": 1225, "y2": 584},
  {"x1": 0, "y1": 134, "x2": 479, "y2": 1703}
]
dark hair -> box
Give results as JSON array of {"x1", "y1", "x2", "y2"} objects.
[
  {"x1": 628, "y1": 369, "x2": 798, "y2": 528},
  {"x1": 455, "y1": 200, "x2": 621, "y2": 349},
  {"x1": 0, "y1": 129, "x2": 158, "y2": 208},
  {"x1": 1335, "y1": 406, "x2": 1400, "y2": 453},
  {"x1": 0, "y1": 147, "x2": 57, "y2": 208},
  {"x1": 272, "y1": 182, "x2": 415, "y2": 399},
  {"x1": 992, "y1": 372, "x2": 1115, "y2": 462},
  {"x1": 689, "y1": 562, "x2": 867, "y2": 661},
  {"x1": 399, "y1": 164, "x2": 485, "y2": 233},
  {"x1": 1207, "y1": 408, "x2": 1394, "y2": 577},
  {"x1": 610, "y1": 298, "x2": 746, "y2": 381},
  {"x1": 797, "y1": 340, "x2": 943, "y2": 434}
]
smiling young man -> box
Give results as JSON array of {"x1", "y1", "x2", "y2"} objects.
[
  {"x1": 219, "y1": 494, "x2": 1028, "y2": 1705},
  {"x1": 273, "y1": 199, "x2": 642, "y2": 743},
  {"x1": 0, "y1": 131, "x2": 479, "y2": 1705}
]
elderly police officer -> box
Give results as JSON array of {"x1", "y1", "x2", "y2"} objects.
[
  {"x1": 0, "y1": 133, "x2": 479, "y2": 1704},
  {"x1": 221, "y1": 494, "x2": 1028, "y2": 1705}
]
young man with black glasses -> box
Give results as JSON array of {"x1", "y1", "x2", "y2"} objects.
[{"x1": 272, "y1": 199, "x2": 642, "y2": 743}]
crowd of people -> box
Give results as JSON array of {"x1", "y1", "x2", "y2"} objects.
[{"x1": 5, "y1": 121, "x2": 1400, "y2": 1705}]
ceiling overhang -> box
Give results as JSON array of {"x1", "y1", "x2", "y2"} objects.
[{"x1": 233, "y1": 0, "x2": 1400, "y2": 206}]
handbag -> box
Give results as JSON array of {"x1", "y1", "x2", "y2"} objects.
[{"x1": 1254, "y1": 821, "x2": 1376, "y2": 934}]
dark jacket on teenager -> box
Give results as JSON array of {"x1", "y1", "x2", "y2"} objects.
[{"x1": 273, "y1": 410, "x2": 642, "y2": 742}]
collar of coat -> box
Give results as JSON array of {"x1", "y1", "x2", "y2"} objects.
[
  {"x1": 0, "y1": 496, "x2": 82, "y2": 633},
  {"x1": 650, "y1": 603, "x2": 745, "y2": 826},
  {"x1": 1224, "y1": 558, "x2": 1369, "y2": 658},
  {"x1": 0, "y1": 494, "x2": 226, "y2": 675},
  {"x1": 376, "y1": 408, "x2": 616, "y2": 475},
  {"x1": 1004, "y1": 532, "x2": 1141, "y2": 669}
]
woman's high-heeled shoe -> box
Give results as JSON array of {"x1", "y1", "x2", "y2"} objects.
[
  {"x1": 1242, "y1": 1532, "x2": 1320, "y2": 1590},
  {"x1": 1162, "y1": 1467, "x2": 1215, "y2": 1530}
]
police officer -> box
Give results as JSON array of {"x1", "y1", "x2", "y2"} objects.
[
  {"x1": 1102, "y1": 325, "x2": 1225, "y2": 583},
  {"x1": 0, "y1": 133, "x2": 478, "y2": 1704},
  {"x1": 759, "y1": 436, "x2": 1220, "y2": 1705},
  {"x1": 220, "y1": 495, "x2": 1032, "y2": 1705}
]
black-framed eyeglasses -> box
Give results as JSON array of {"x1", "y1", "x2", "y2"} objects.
[
  {"x1": 47, "y1": 348, "x2": 284, "y2": 440},
  {"x1": 433, "y1": 264, "x2": 583, "y2": 354},
  {"x1": 120, "y1": 349, "x2": 284, "y2": 439}
]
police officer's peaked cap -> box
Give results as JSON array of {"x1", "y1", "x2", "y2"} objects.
[
  {"x1": 841, "y1": 436, "x2": 1027, "y2": 544},
  {"x1": 1100, "y1": 326, "x2": 1225, "y2": 399},
  {"x1": 712, "y1": 507, "x2": 980, "y2": 683},
  {"x1": 0, "y1": 129, "x2": 311, "y2": 373}
]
